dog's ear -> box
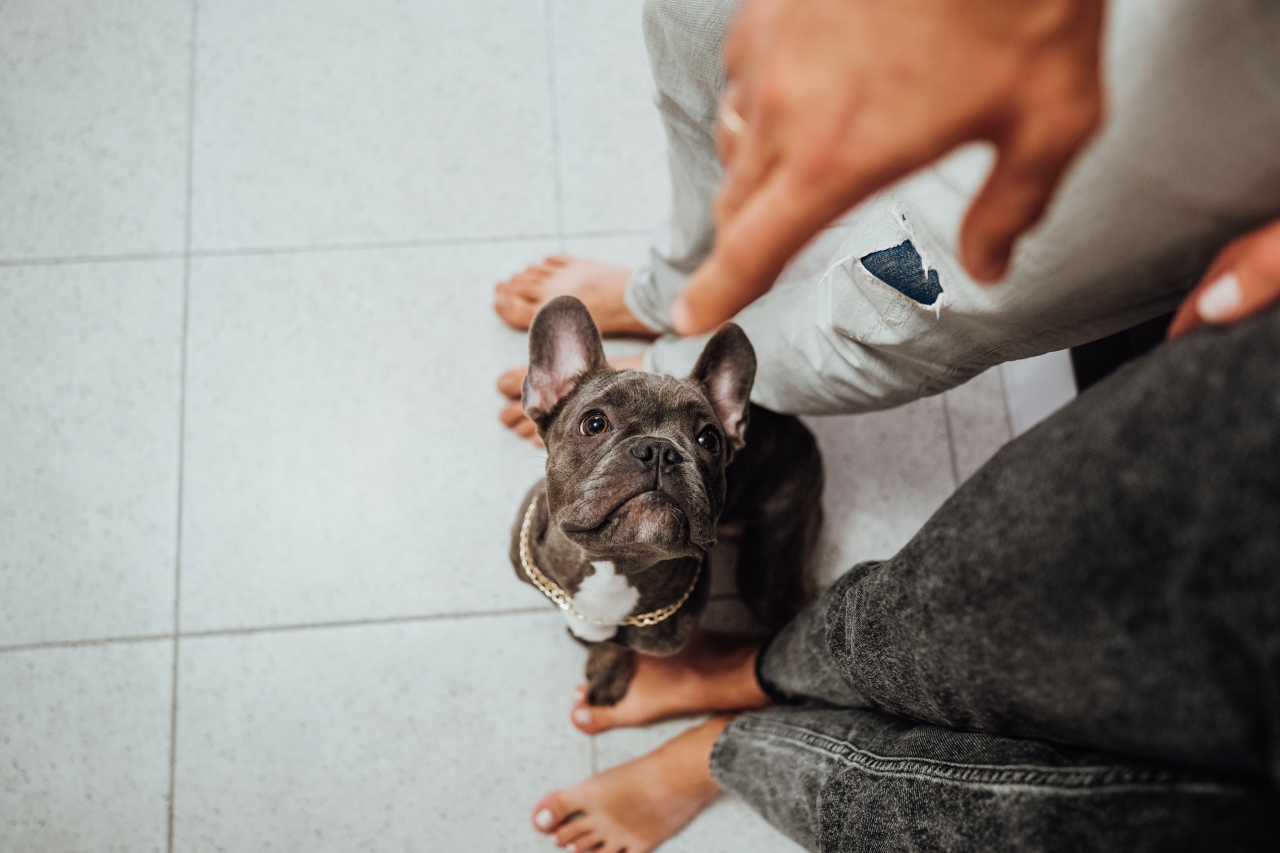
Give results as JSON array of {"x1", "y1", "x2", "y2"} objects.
[
  {"x1": 689, "y1": 323, "x2": 755, "y2": 458},
  {"x1": 523, "y1": 295, "x2": 608, "y2": 428}
]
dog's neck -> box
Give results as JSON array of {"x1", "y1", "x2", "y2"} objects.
[
  {"x1": 526, "y1": 496, "x2": 701, "y2": 642},
  {"x1": 528, "y1": 497, "x2": 676, "y2": 591}
]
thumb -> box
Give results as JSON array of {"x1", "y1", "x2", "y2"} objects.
[
  {"x1": 1168, "y1": 266, "x2": 1280, "y2": 340},
  {"x1": 1168, "y1": 220, "x2": 1280, "y2": 339}
]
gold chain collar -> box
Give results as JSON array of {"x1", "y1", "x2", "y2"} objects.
[{"x1": 519, "y1": 494, "x2": 701, "y2": 628}]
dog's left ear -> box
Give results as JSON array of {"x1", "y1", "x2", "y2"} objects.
[
  {"x1": 523, "y1": 295, "x2": 608, "y2": 429},
  {"x1": 689, "y1": 323, "x2": 756, "y2": 459}
]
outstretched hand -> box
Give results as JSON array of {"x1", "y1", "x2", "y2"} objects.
[
  {"x1": 670, "y1": 0, "x2": 1106, "y2": 336},
  {"x1": 1168, "y1": 219, "x2": 1280, "y2": 339}
]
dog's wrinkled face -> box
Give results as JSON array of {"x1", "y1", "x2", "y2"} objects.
[{"x1": 523, "y1": 296, "x2": 756, "y2": 565}]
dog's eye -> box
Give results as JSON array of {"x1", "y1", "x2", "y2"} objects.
[
  {"x1": 696, "y1": 427, "x2": 721, "y2": 453},
  {"x1": 580, "y1": 413, "x2": 610, "y2": 436}
]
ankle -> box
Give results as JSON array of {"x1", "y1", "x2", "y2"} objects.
[
  {"x1": 692, "y1": 640, "x2": 769, "y2": 711},
  {"x1": 652, "y1": 715, "x2": 734, "y2": 799}
]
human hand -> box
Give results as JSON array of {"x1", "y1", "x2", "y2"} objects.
[
  {"x1": 670, "y1": 0, "x2": 1105, "y2": 335},
  {"x1": 1168, "y1": 219, "x2": 1280, "y2": 339}
]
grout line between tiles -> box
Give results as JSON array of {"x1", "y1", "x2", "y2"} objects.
[
  {"x1": 544, "y1": 0, "x2": 566, "y2": 250},
  {"x1": 0, "y1": 606, "x2": 555, "y2": 655},
  {"x1": 0, "y1": 633, "x2": 176, "y2": 655},
  {"x1": 0, "y1": 230, "x2": 651, "y2": 269},
  {"x1": 168, "y1": 3, "x2": 199, "y2": 851},
  {"x1": 940, "y1": 394, "x2": 962, "y2": 491},
  {"x1": 0, "y1": 251, "x2": 187, "y2": 268},
  {"x1": 179, "y1": 606, "x2": 552, "y2": 640}
]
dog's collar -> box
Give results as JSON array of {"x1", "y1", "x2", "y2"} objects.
[{"x1": 520, "y1": 495, "x2": 701, "y2": 628}]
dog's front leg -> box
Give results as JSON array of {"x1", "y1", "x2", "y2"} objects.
[{"x1": 584, "y1": 641, "x2": 636, "y2": 706}]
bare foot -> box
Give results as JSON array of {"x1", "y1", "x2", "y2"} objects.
[
  {"x1": 498, "y1": 355, "x2": 645, "y2": 444},
  {"x1": 532, "y1": 715, "x2": 732, "y2": 853},
  {"x1": 494, "y1": 255, "x2": 656, "y2": 337},
  {"x1": 570, "y1": 633, "x2": 769, "y2": 735}
]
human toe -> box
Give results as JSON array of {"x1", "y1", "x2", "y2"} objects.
[
  {"x1": 571, "y1": 698, "x2": 619, "y2": 735},
  {"x1": 494, "y1": 293, "x2": 539, "y2": 330},
  {"x1": 506, "y1": 258, "x2": 562, "y2": 293},
  {"x1": 532, "y1": 794, "x2": 575, "y2": 834},
  {"x1": 555, "y1": 820, "x2": 597, "y2": 848},
  {"x1": 501, "y1": 407, "x2": 541, "y2": 445},
  {"x1": 496, "y1": 366, "x2": 527, "y2": 399},
  {"x1": 500, "y1": 401, "x2": 527, "y2": 428}
]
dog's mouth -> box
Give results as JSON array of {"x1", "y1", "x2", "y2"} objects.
[
  {"x1": 617, "y1": 489, "x2": 682, "y2": 517},
  {"x1": 556, "y1": 471, "x2": 719, "y2": 551},
  {"x1": 559, "y1": 488, "x2": 682, "y2": 533}
]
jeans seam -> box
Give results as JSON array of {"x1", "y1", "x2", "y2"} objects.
[{"x1": 732, "y1": 716, "x2": 1251, "y2": 795}]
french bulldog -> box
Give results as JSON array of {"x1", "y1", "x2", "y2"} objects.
[{"x1": 510, "y1": 295, "x2": 823, "y2": 706}]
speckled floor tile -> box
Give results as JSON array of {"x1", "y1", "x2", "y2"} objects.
[
  {"x1": 0, "y1": 640, "x2": 173, "y2": 853},
  {"x1": 553, "y1": 0, "x2": 669, "y2": 235},
  {"x1": 172, "y1": 613, "x2": 589, "y2": 852},
  {"x1": 942, "y1": 365, "x2": 1014, "y2": 484},
  {"x1": 0, "y1": 0, "x2": 190, "y2": 261},
  {"x1": 190, "y1": 0, "x2": 558, "y2": 251},
  {"x1": 181, "y1": 242, "x2": 558, "y2": 631},
  {"x1": 0, "y1": 261, "x2": 183, "y2": 646},
  {"x1": 803, "y1": 397, "x2": 957, "y2": 588}
]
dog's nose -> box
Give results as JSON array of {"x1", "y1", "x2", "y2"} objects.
[{"x1": 630, "y1": 440, "x2": 684, "y2": 472}]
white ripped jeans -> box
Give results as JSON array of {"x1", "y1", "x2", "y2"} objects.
[{"x1": 630, "y1": 0, "x2": 1280, "y2": 414}]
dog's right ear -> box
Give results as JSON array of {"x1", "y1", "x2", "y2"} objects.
[{"x1": 523, "y1": 296, "x2": 608, "y2": 428}]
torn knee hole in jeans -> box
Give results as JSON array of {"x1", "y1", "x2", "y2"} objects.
[{"x1": 860, "y1": 240, "x2": 944, "y2": 306}]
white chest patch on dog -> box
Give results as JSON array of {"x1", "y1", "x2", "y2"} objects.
[{"x1": 563, "y1": 560, "x2": 640, "y2": 642}]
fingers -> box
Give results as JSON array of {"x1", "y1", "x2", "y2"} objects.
[
  {"x1": 959, "y1": 118, "x2": 1095, "y2": 283},
  {"x1": 1168, "y1": 219, "x2": 1280, "y2": 339},
  {"x1": 721, "y1": 0, "x2": 781, "y2": 81},
  {"x1": 713, "y1": 84, "x2": 776, "y2": 225},
  {"x1": 672, "y1": 167, "x2": 848, "y2": 335},
  {"x1": 1169, "y1": 263, "x2": 1280, "y2": 339},
  {"x1": 714, "y1": 83, "x2": 746, "y2": 166}
]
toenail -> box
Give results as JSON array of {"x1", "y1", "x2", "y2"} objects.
[
  {"x1": 573, "y1": 708, "x2": 591, "y2": 725},
  {"x1": 566, "y1": 845, "x2": 576, "y2": 853},
  {"x1": 535, "y1": 809, "x2": 554, "y2": 830}
]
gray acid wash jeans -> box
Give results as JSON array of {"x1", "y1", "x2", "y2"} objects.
[
  {"x1": 709, "y1": 309, "x2": 1280, "y2": 851},
  {"x1": 634, "y1": 0, "x2": 1280, "y2": 415}
]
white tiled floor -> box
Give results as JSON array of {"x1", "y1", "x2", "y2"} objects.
[{"x1": 0, "y1": 3, "x2": 1015, "y2": 852}]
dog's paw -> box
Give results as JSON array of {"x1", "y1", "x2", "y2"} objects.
[
  {"x1": 584, "y1": 642, "x2": 636, "y2": 706},
  {"x1": 586, "y1": 675, "x2": 630, "y2": 707}
]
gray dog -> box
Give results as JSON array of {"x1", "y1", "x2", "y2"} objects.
[{"x1": 510, "y1": 296, "x2": 823, "y2": 706}]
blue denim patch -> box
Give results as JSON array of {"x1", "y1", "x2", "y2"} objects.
[{"x1": 859, "y1": 240, "x2": 943, "y2": 305}]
